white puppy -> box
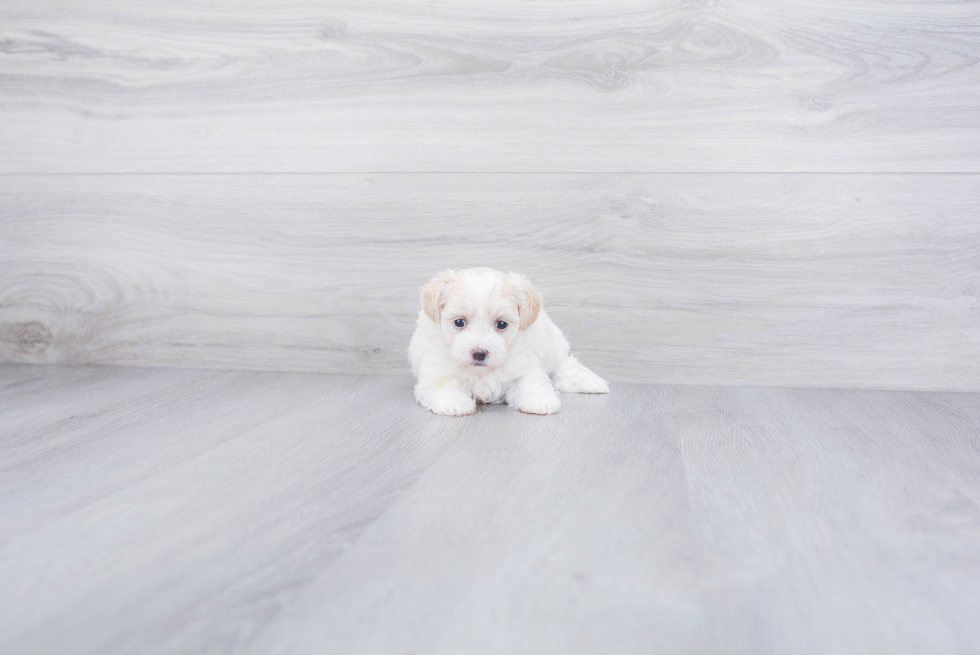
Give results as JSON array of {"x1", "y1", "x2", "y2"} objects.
[{"x1": 408, "y1": 267, "x2": 609, "y2": 416}]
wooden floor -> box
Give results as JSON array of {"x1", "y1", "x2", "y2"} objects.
[{"x1": 2, "y1": 364, "x2": 978, "y2": 654}]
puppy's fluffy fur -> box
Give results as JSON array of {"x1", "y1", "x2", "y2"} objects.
[{"x1": 409, "y1": 267, "x2": 609, "y2": 415}]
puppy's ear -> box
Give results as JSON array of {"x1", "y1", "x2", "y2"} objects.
[
  {"x1": 510, "y1": 273, "x2": 543, "y2": 331},
  {"x1": 420, "y1": 269, "x2": 455, "y2": 323}
]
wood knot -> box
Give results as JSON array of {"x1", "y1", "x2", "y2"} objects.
[{"x1": 16, "y1": 322, "x2": 53, "y2": 352}]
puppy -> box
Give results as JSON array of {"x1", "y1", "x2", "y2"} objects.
[{"x1": 408, "y1": 267, "x2": 609, "y2": 416}]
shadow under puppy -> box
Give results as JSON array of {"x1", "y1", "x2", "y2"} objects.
[{"x1": 409, "y1": 267, "x2": 609, "y2": 415}]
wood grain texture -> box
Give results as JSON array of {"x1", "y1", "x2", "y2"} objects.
[
  {"x1": 2, "y1": 364, "x2": 978, "y2": 654},
  {"x1": 1, "y1": 0, "x2": 979, "y2": 172},
  {"x1": 1, "y1": 173, "x2": 977, "y2": 390},
  {"x1": 0, "y1": 365, "x2": 470, "y2": 655}
]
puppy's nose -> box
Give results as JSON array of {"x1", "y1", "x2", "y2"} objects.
[{"x1": 471, "y1": 349, "x2": 487, "y2": 362}]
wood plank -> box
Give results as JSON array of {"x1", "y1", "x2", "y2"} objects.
[
  {"x1": 260, "y1": 383, "x2": 707, "y2": 654},
  {"x1": 0, "y1": 369, "x2": 468, "y2": 654},
  {"x1": 671, "y1": 385, "x2": 980, "y2": 653},
  {"x1": 1, "y1": 0, "x2": 978, "y2": 172},
  {"x1": 2, "y1": 173, "x2": 978, "y2": 391},
  {"x1": 257, "y1": 383, "x2": 980, "y2": 654},
  {"x1": 0, "y1": 363, "x2": 216, "y2": 469},
  {"x1": 2, "y1": 365, "x2": 978, "y2": 653}
]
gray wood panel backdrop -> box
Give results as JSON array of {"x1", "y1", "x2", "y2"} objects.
[{"x1": 1, "y1": 0, "x2": 978, "y2": 390}]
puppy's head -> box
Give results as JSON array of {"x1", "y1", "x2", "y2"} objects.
[{"x1": 420, "y1": 267, "x2": 542, "y2": 374}]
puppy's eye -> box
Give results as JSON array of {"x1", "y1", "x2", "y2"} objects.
[
  {"x1": 496, "y1": 320, "x2": 508, "y2": 330},
  {"x1": 454, "y1": 318, "x2": 466, "y2": 328}
]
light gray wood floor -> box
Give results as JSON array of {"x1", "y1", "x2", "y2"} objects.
[{"x1": 2, "y1": 364, "x2": 978, "y2": 654}]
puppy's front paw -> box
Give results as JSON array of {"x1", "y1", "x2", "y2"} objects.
[
  {"x1": 516, "y1": 392, "x2": 561, "y2": 415},
  {"x1": 429, "y1": 390, "x2": 477, "y2": 416}
]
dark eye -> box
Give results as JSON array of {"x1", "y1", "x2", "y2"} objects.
[
  {"x1": 454, "y1": 318, "x2": 466, "y2": 328},
  {"x1": 496, "y1": 320, "x2": 508, "y2": 330}
]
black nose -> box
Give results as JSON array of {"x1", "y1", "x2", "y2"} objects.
[{"x1": 472, "y1": 350, "x2": 487, "y2": 362}]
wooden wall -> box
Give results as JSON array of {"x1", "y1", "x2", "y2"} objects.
[{"x1": 1, "y1": 1, "x2": 978, "y2": 390}]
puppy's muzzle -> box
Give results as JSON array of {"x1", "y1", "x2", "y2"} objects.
[{"x1": 471, "y1": 349, "x2": 488, "y2": 363}]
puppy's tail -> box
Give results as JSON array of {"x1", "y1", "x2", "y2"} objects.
[{"x1": 553, "y1": 356, "x2": 610, "y2": 394}]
